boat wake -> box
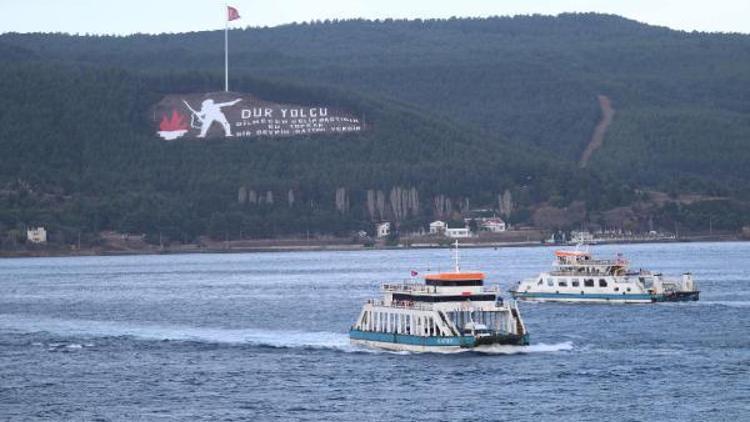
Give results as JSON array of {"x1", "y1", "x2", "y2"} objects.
[
  {"x1": 1, "y1": 314, "x2": 573, "y2": 355},
  {"x1": 664, "y1": 300, "x2": 750, "y2": 308},
  {"x1": 0, "y1": 314, "x2": 356, "y2": 351},
  {"x1": 697, "y1": 301, "x2": 750, "y2": 308},
  {"x1": 471, "y1": 341, "x2": 574, "y2": 355}
]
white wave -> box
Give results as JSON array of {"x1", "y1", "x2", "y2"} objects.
[
  {"x1": 663, "y1": 300, "x2": 750, "y2": 308},
  {"x1": 0, "y1": 314, "x2": 353, "y2": 351},
  {"x1": 1, "y1": 314, "x2": 573, "y2": 355},
  {"x1": 697, "y1": 301, "x2": 750, "y2": 308},
  {"x1": 472, "y1": 341, "x2": 574, "y2": 355},
  {"x1": 45, "y1": 342, "x2": 89, "y2": 352},
  {"x1": 370, "y1": 341, "x2": 575, "y2": 355}
]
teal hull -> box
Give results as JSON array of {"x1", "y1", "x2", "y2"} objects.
[
  {"x1": 349, "y1": 329, "x2": 529, "y2": 348},
  {"x1": 512, "y1": 291, "x2": 699, "y2": 302}
]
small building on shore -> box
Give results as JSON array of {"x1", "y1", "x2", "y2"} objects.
[
  {"x1": 429, "y1": 220, "x2": 446, "y2": 235},
  {"x1": 445, "y1": 227, "x2": 472, "y2": 238},
  {"x1": 478, "y1": 217, "x2": 507, "y2": 233},
  {"x1": 376, "y1": 222, "x2": 391, "y2": 238},
  {"x1": 570, "y1": 230, "x2": 594, "y2": 243},
  {"x1": 26, "y1": 227, "x2": 47, "y2": 244}
]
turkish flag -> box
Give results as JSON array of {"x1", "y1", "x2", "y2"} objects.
[
  {"x1": 410, "y1": 270, "x2": 418, "y2": 277},
  {"x1": 227, "y1": 6, "x2": 240, "y2": 21}
]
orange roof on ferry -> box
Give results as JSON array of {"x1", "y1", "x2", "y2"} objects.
[
  {"x1": 555, "y1": 250, "x2": 590, "y2": 257},
  {"x1": 424, "y1": 272, "x2": 485, "y2": 281}
]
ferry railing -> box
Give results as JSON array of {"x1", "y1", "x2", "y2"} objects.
[
  {"x1": 555, "y1": 258, "x2": 628, "y2": 268},
  {"x1": 549, "y1": 267, "x2": 622, "y2": 276},
  {"x1": 381, "y1": 283, "x2": 434, "y2": 293},
  {"x1": 367, "y1": 297, "x2": 510, "y2": 312},
  {"x1": 367, "y1": 299, "x2": 435, "y2": 312},
  {"x1": 381, "y1": 284, "x2": 502, "y2": 294}
]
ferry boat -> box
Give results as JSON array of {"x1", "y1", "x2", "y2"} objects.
[
  {"x1": 510, "y1": 248, "x2": 699, "y2": 303},
  {"x1": 349, "y1": 244, "x2": 529, "y2": 352}
]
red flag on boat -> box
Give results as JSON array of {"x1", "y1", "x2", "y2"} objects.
[
  {"x1": 227, "y1": 6, "x2": 241, "y2": 21},
  {"x1": 410, "y1": 270, "x2": 418, "y2": 277}
]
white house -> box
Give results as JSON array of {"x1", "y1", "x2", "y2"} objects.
[
  {"x1": 445, "y1": 227, "x2": 472, "y2": 238},
  {"x1": 429, "y1": 220, "x2": 446, "y2": 235},
  {"x1": 570, "y1": 230, "x2": 594, "y2": 243},
  {"x1": 376, "y1": 222, "x2": 391, "y2": 238},
  {"x1": 26, "y1": 227, "x2": 47, "y2": 244},
  {"x1": 478, "y1": 217, "x2": 506, "y2": 233}
]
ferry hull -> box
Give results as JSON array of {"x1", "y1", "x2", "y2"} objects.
[
  {"x1": 511, "y1": 291, "x2": 699, "y2": 303},
  {"x1": 473, "y1": 333, "x2": 530, "y2": 346},
  {"x1": 349, "y1": 329, "x2": 528, "y2": 352},
  {"x1": 659, "y1": 291, "x2": 700, "y2": 302}
]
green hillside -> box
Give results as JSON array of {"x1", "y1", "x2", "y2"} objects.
[
  {"x1": 4, "y1": 13, "x2": 749, "y2": 182},
  {"x1": 1, "y1": 13, "x2": 750, "y2": 248},
  {"x1": 0, "y1": 61, "x2": 617, "y2": 246}
]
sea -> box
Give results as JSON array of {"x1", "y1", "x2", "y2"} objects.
[{"x1": 1, "y1": 242, "x2": 748, "y2": 421}]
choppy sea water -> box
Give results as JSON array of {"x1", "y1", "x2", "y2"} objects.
[{"x1": 1, "y1": 242, "x2": 748, "y2": 421}]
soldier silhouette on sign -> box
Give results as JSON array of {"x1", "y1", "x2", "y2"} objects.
[{"x1": 184, "y1": 98, "x2": 242, "y2": 137}]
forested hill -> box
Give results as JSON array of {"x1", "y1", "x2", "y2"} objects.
[
  {"x1": 1, "y1": 13, "x2": 750, "y2": 246},
  {"x1": 4, "y1": 13, "x2": 750, "y2": 182}
]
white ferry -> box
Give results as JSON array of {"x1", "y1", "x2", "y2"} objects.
[
  {"x1": 510, "y1": 248, "x2": 699, "y2": 303},
  {"x1": 349, "y1": 245, "x2": 529, "y2": 352}
]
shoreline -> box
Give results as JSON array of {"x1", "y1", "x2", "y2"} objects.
[{"x1": 1, "y1": 233, "x2": 743, "y2": 259}]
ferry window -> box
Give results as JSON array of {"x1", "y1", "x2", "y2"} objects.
[
  {"x1": 572, "y1": 280, "x2": 580, "y2": 287},
  {"x1": 584, "y1": 279, "x2": 594, "y2": 287},
  {"x1": 546, "y1": 279, "x2": 554, "y2": 287},
  {"x1": 627, "y1": 288, "x2": 631, "y2": 292},
  {"x1": 558, "y1": 280, "x2": 568, "y2": 287},
  {"x1": 599, "y1": 279, "x2": 608, "y2": 287},
  {"x1": 426, "y1": 279, "x2": 482, "y2": 287},
  {"x1": 614, "y1": 287, "x2": 619, "y2": 292},
  {"x1": 537, "y1": 278, "x2": 543, "y2": 285}
]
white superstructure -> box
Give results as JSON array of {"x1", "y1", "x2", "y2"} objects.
[
  {"x1": 510, "y1": 247, "x2": 699, "y2": 303},
  {"x1": 350, "y1": 243, "x2": 528, "y2": 352}
]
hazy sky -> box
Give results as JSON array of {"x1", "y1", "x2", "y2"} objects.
[{"x1": 1, "y1": 0, "x2": 748, "y2": 35}]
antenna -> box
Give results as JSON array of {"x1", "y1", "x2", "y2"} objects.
[{"x1": 453, "y1": 240, "x2": 460, "y2": 272}]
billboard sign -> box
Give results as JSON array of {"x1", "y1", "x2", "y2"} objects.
[{"x1": 154, "y1": 92, "x2": 363, "y2": 140}]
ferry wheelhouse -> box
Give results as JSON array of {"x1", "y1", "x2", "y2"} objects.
[
  {"x1": 510, "y1": 248, "x2": 699, "y2": 303},
  {"x1": 349, "y1": 248, "x2": 529, "y2": 352}
]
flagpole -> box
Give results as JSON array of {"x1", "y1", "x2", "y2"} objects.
[{"x1": 224, "y1": 4, "x2": 229, "y2": 92}]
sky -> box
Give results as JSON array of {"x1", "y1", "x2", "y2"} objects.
[{"x1": 0, "y1": 0, "x2": 748, "y2": 35}]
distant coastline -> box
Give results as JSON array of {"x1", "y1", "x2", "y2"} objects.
[{"x1": 2, "y1": 232, "x2": 743, "y2": 258}]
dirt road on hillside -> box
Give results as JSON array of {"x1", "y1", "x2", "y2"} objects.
[{"x1": 579, "y1": 95, "x2": 615, "y2": 168}]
